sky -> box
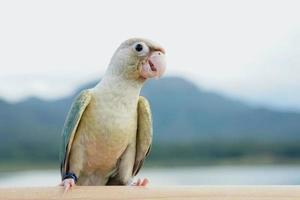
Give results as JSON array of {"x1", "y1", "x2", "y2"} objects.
[{"x1": 0, "y1": 0, "x2": 300, "y2": 111}]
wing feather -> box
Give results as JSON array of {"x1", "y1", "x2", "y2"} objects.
[
  {"x1": 59, "y1": 90, "x2": 92, "y2": 176},
  {"x1": 132, "y1": 96, "x2": 153, "y2": 176}
]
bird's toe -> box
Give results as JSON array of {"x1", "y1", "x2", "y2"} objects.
[
  {"x1": 61, "y1": 178, "x2": 76, "y2": 192},
  {"x1": 132, "y1": 178, "x2": 149, "y2": 187}
]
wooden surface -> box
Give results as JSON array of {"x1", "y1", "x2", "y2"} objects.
[{"x1": 1, "y1": 186, "x2": 300, "y2": 200}]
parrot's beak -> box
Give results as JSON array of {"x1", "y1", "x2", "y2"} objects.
[{"x1": 140, "y1": 51, "x2": 166, "y2": 79}]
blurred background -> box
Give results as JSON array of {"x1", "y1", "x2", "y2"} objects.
[{"x1": 1, "y1": 0, "x2": 300, "y2": 186}]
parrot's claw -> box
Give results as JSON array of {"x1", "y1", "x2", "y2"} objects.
[
  {"x1": 131, "y1": 178, "x2": 149, "y2": 186},
  {"x1": 60, "y1": 178, "x2": 76, "y2": 192}
]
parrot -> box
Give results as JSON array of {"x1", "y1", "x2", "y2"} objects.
[{"x1": 59, "y1": 38, "x2": 166, "y2": 191}]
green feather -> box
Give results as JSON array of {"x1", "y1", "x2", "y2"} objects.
[{"x1": 60, "y1": 89, "x2": 92, "y2": 177}]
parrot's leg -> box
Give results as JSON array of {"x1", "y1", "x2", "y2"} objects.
[
  {"x1": 60, "y1": 171, "x2": 79, "y2": 192},
  {"x1": 131, "y1": 178, "x2": 149, "y2": 186},
  {"x1": 60, "y1": 171, "x2": 79, "y2": 191},
  {"x1": 61, "y1": 140, "x2": 85, "y2": 191},
  {"x1": 60, "y1": 178, "x2": 75, "y2": 192}
]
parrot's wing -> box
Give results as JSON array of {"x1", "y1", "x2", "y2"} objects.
[
  {"x1": 132, "y1": 96, "x2": 153, "y2": 176},
  {"x1": 60, "y1": 89, "x2": 92, "y2": 176}
]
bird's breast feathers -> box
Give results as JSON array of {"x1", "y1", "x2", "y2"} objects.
[{"x1": 71, "y1": 90, "x2": 138, "y2": 173}]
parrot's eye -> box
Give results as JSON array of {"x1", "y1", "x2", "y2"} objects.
[
  {"x1": 135, "y1": 44, "x2": 143, "y2": 52},
  {"x1": 133, "y1": 42, "x2": 149, "y2": 56}
]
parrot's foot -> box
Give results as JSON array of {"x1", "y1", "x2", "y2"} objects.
[
  {"x1": 60, "y1": 178, "x2": 76, "y2": 192},
  {"x1": 131, "y1": 178, "x2": 149, "y2": 186}
]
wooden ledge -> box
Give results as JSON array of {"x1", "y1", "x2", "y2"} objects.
[{"x1": 0, "y1": 186, "x2": 300, "y2": 200}]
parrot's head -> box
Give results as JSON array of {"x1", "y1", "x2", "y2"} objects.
[{"x1": 107, "y1": 38, "x2": 166, "y2": 81}]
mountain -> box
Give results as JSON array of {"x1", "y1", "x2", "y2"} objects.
[
  {"x1": 0, "y1": 77, "x2": 300, "y2": 164},
  {"x1": 141, "y1": 78, "x2": 300, "y2": 142}
]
